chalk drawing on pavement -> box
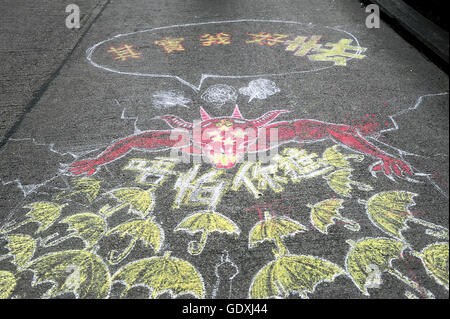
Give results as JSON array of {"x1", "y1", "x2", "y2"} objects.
[
  {"x1": 86, "y1": 19, "x2": 367, "y2": 91},
  {"x1": 345, "y1": 237, "x2": 436, "y2": 299},
  {"x1": 200, "y1": 84, "x2": 237, "y2": 107},
  {"x1": 0, "y1": 71, "x2": 448, "y2": 301},
  {"x1": 1, "y1": 152, "x2": 448, "y2": 299},
  {"x1": 412, "y1": 242, "x2": 449, "y2": 291},
  {"x1": 105, "y1": 216, "x2": 164, "y2": 265},
  {"x1": 175, "y1": 211, "x2": 240, "y2": 255},
  {"x1": 308, "y1": 198, "x2": 360, "y2": 234},
  {"x1": 212, "y1": 250, "x2": 238, "y2": 299},
  {"x1": 239, "y1": 79, "x2": 280, "y2": 102},
  {"x1": 152, "y1": 90, "x2": 191, "y2": 109},
  {"x1": 247, "y1": 212, "x2": 344, "y2": 299},
  {"x1": 361, "y1": 191, "x2": 449, "y2": 241},
  {"x1": 68, "y1": 104, "x2": 416, "y2": 184},
  {"x1": 107, "y1": 44, "x2": 142, "y2": 61},
  {"x1": 111, "y1": 252, "x2": 205, "y2": 299}
]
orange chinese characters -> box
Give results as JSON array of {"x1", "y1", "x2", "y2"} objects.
[
  {"x1": 154, "y1": 37, "x2": 186, "y2": 53},
  {"x1": 200, "y1": 33, "x2": 232, "y2": 46},
  {"x1": 107, "y1": 44, "x2": 142, "y2": 61},
  {"x1": 245, "y1": 32, "x2": 288, "y2": 46}
]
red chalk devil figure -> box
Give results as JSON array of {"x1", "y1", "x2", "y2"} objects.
[{"x1": 70, "y1": 105, "x2": 413, "y2": 179}]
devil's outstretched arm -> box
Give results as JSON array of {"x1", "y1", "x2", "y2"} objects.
[
  {"x1": 261, "y1": 120, "x2": 413, "y2": 178},
  {"x1": 70, "y1": 130, "x2": 190, "y2": 175}
]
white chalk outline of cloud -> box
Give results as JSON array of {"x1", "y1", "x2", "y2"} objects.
[
  {"x1": 201, "y1": 84, "x2": 238, "y2": 106},
  {"x1": 152, "y1": 90, "x2": 192, "y2": 109},
  {"x1": 239, "y1": 78, "x2": 281, "y2": 102}
]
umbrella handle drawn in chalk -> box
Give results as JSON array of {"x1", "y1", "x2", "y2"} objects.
[
  {"x1": 39, "y1": 231, "x2": 78, "y2": 248},
  {"x1": 307, "y1": 203, "x2": 361, "y2": 233},
  {"x1": 344, "y1": 154, "x2": 365, "y2": 162},
  {"x1": 364, "y1": 261, "x2": 435, "y2": 299},
  {"x1": 387, "y1": 266, "x2": 435, "y2": 299},
  {"x1": 351, "y1": 181, "x2": 373, "y2": 192},
  {"x1": 408, "y1": 217, "x2": 448, "y2": 240},
  {"x1": 340, "y1": 218, "x2": 361, "y2": 232},
  {"x1": 272, "y1": 236, "x2": 289, "y2": 258},
  {"x1": 0, "y1": 220, "x2": 25, "y2": 235},
  {"x1": 109, "y1": 240, "x2": 137, "y2": 265},
  {"x1": 41, "y1": 232, "x2": 101, "y2": 255},
  {"x1": 99, "y1": 202, "x2": 130, "y2": 216},
  {"x1": 187, "y1": 232, "x2": 209, "y2": 255},
  {"x1": 0, "y1": 219, "x2": 43, "y2": 235}
]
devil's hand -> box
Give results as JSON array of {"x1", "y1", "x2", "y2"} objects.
[
  {"x1": 69, "y1": 159, "x2": 102, "y2": 176},
  {"x1": 371, "y1": 157, "x2": 413, "y2": 178}
]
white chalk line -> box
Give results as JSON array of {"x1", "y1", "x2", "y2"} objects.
[{"x1": 369, "y1": 92, "x2": 449, "y2": 198}]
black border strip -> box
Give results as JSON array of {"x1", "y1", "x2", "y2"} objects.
[{"x1": 362, "y1": 0, "x2": 449, "y2": 74}]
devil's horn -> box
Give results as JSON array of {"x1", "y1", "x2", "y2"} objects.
[
  {"x1": 249, "y1": 110, "x2": 290, "y2": 127},
  {"x1": 159, "y1": 115, "x2": 193, "y2": 129},
  {"x1": 231, "y1": 105, "x2": 244, "y2": 119},
  {"x1": 200, "y1": 107, "x2": 212, "y2": 121}
]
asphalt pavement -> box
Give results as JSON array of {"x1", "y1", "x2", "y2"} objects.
[{"x1": 0, "y1": 0, "x2": 448, "y2": 300}]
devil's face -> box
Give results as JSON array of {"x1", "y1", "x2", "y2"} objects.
[
  {"x1": 160, "y1": 105, "x2": 289, "y2": 169},
  {"x1": 196, "y1": 118, "x2": 258, "y2": 169}
]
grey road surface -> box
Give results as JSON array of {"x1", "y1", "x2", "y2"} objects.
[{"x1": 0, "y1": 0, "x2": 448, "y2": 300}]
